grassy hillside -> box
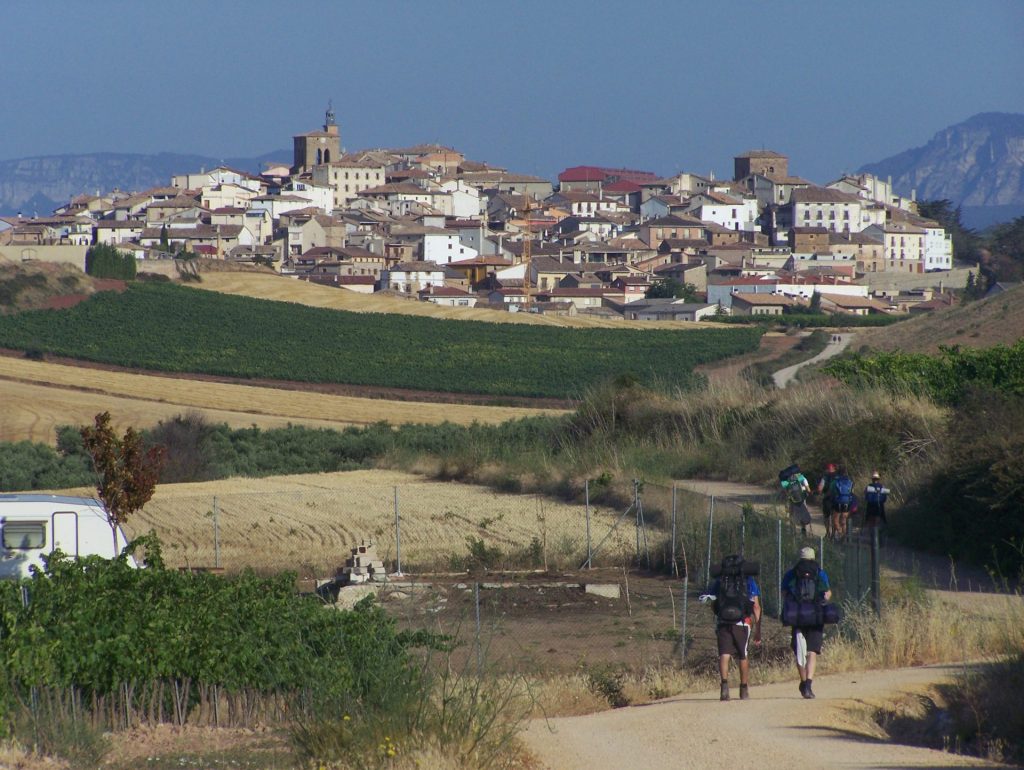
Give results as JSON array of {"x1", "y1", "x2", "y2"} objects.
[
  {"x1": 0, "y1": 260, "x2": 101, "y2": 313},
  {"x1": 0, "y1": 282, "x2": 762, "y2": 399},
  {"x1": 856, "y1": 284, "x2": 1024, "y2": 353}
]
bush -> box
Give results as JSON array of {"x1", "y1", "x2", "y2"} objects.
[
  {"x1": 895, "y1": 388, "x2": 1024, "y2": 575},
  {"x1": 0, "y1": 540, "x2": 429, "y2": 732},
  {"x1": 84, "y1": 244, "x2": 136, "y2": 280}
]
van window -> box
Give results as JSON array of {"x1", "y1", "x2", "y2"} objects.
[{"x1": 3, "y1": 521, "x2": 47, "y2": 550}]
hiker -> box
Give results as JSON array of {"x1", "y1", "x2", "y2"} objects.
[
  {"x1": 781, "y1": 547, "x2": 831, "y2": 699},
  {"x1": 781, "y1": 466, "x2": 812, "y2": 536},
  {"x1": 827, "y1": 467, "x2": 856, "y2": 541},
  {"x1": 817, "y1": 463, "x2": 839, "y2": 539},
  {"x1": 863, "y1": 471, "x2": 889, "y2": 530},
  {"x1": 702, "y1": 554, "x2": 762, "y2": 702}
]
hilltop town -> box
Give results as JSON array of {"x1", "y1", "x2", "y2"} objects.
[{"x1": 0, "y1": 106, "x2": 962, "y2": 319}]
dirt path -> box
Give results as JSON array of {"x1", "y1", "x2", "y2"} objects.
[
  {"x1": 523, "y1": 664, "x2": 1005, "y2": 769},
  {"x1": 773, "y1": 332, "x2": 853, "y2": 388},
  {"x1": 696, "y1": 332, "x2": 804, "y2": 385}
]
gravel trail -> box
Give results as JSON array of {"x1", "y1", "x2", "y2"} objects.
[{"x1": 524, "y1": 665, "x2": 1005, "y2": 769}]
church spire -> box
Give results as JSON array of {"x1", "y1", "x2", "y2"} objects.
[{"x1": 325, "y1": 100, "x2": 336, "y2": 129}]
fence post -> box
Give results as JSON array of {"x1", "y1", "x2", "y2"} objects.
[
  {"x1": 776, "y1": 518, "x2": 782, "y2": 615},
  {"x1": 585, "y1": 479, "x2": 592, "y2": 569},
  {"x1": 704, "y1": 495, "x2": 715, "y2": 586},
  {"x1": 213, "y1": 496, "x2": 220, "y2": 569},
  {"x1": 634, "y1": 479, "x2": 641, "y2": 565},
  {"x1": 740, "y1": 505, "x2": 746, "y2": 559},
  {"x1": 870, "y1": 527, "x2": 881, "y2": 616},
  {"x1": 681, "y1": 573, "x2": 689, "y2": 664},
  {"x1": 394, "y1": 486, "x2": 402, "y2": 576},
  {"x1": 474, "y1": 581, "x2": 483, "y2": 674},
  {"x1": 671, "y1": 484, "x2": 678, "y2": 577}
]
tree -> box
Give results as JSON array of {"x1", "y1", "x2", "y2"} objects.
[
  {"x1": 647, "y1": 278, "x2": 698, "y2": 301},
  {"x1": 85, "y1": 243, "x2": 137, "y2": 280},
  {"x1": 916, "y1": 199, "x2": 982, "y2": 265},
  {"x1": 80, "y1": 412, "x2": 166, "y2": 554},
  {"x1": 808, "y1": 291, "x2": 822, "y2": 314}
]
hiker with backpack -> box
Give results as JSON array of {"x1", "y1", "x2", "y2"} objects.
[
  {"x1": 701, "y1": 554, "x2": 762, "y2": 702},
  {"x1": 779, "y1": 464, "x2": 812, "y2": 537},
  {"x1": 781, "y1": 547, "x2": 832, "y2": 699},
  {"x1": 827, "y1": 467, "x2": 856, "y2": 541},
  {"x1": 817, "y1": 463, "x2": 839, "y2": 539},
  {"x1": 863, "y1": 471, "x2": 889, "y2": 531}
]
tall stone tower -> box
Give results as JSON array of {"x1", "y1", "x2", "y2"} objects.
[
  {"x1": 733, "y1": 150, "x2": 788, "y2": 181},
  {"x1": 291, "y1": 103, "x2": 341, "y2": 175}
]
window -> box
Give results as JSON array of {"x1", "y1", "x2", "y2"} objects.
[{"x1": 3, "y1": 521, "x2": 46, "y2": 550}]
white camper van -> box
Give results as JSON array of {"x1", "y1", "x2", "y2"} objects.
[{"x1": 0, "y1": 494, "x2": 134, "y2": 580}]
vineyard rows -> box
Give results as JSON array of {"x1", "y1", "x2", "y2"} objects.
[{"x1": 0, "y1": 283, "x2": 762, "y2": 398}]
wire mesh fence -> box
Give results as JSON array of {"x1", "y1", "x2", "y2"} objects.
[{"x1": 128, "y1": 474, "x2": 884, "y2": 675}]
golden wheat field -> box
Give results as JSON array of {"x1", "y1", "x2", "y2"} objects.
[
  {"x1": 0, "y1": 355, "x2": 560, "y2": 444},
  {"x1": 62, "y1": 470, "x2": 640, "y2": 577},
  {"x1": 193, "y1": 271, "x2": 716, "y2": 329}
]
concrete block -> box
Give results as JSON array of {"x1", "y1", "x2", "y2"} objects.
[{"x1": 584, "y1": 583, "x2": 621, "y2": 599}]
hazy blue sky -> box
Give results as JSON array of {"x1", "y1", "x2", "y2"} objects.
[{"x1": 4, "y1": 1, "x2": 1022, "y2": 184}]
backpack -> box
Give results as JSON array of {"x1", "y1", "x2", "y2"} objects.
[
  {"x1": 794, "y1": 559, "x2": 819, "y2": 602},
  {"x1": 778, "y1": 463, "x2": 800, "y2": 483},
  {"x1": 833, "y1": 475, "x2": 854, "y2": 505},
  {"x1": 714, "y1": 555, "x2": 753, "y2": 623},
  {"x1": 786, "y1": 474, "x2": 806, "y2": 504},
  {"x1": 865, "y1": 483, "x2": 888, "y2": 506},
  {"x1": 781, "y1": 559, "x2": 823, "y2": 626}
]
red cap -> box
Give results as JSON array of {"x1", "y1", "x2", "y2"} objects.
[{"x1": 826, "y1": 463, "x2": 837, "y2": 472}]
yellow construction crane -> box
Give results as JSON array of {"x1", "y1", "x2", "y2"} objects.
[{"x1": 522, "y1": 193, "x2": 534, "y2": 310}]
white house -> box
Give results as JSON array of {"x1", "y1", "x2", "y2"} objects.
[
  {"x1": 249, "y1": 194, "x2": 324, "y2": 221},
  {"x1": 438, "y1": 179, "x2": 484, "y2": 219},
  {"x1": 94, "y1": 220, "x2": 146, "y2": 246},
  {"x1": 389, "y1": 225, "x2": 478, "y2": 265},
  {"x1": 417, "y1": 285, "x2": 477, "y2": 307},
  {"x1": 284, "y1": 180, "x2": 334, "y2": 214},
  {"x1": 863, "y1": 222, "x2": 927, "y2": 273},
  {"x1": 171, "y1": 166, "x2": 262, "y2": 193},
  {"x1": 921, "y1": 220, "x2": 953, "y2": 271},
  {"x1": 382, "y1": 261, "x2": 447, "y2": 294},
  {"x1": 687, "y1": 192, "x2": 759, "y2": 233},
  {"x1": 787, "y1": 187, "x2": 886, "y2": 234}
]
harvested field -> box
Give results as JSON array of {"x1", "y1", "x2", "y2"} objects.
[
  {"x1": 195, "y1": 270, "x2": 719, "y2": 329},
  {"x1": 0, "y1": 355, "x2": 561, "y2": 444},
  {"x1": 58, "y1": 470, "x2": 645, "y2": 577}
]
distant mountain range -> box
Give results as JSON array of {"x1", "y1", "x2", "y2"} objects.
[
  {"x1": 860, "y1": 112, "x2": 1024, "y2": 230},
  {"x1": 0, "y1": 150, "x2": 288, "y2": 217},
  {"x1": 3, "y1": 113, "x2": 1023, "y2": 230}
]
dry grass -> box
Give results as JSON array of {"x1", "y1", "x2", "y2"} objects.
[
  {"x1": 192, "y1": 271, "x2": 719, "y2": 330},
  {"x1": 59, "y1": 469, "x2": 635, "y2": 575},
  {"x1": 856, "y1": 284, "x2": 1024, "y2": 353},
  {"x1": 0, "y1": 355, "x2": 561, "y2": 444}
]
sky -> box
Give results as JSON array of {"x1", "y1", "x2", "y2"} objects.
[{"x1": 3, "y1": 0, "x2": 1022, "y2": 185}]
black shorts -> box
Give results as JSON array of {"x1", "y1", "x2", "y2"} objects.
[
  {"x1": 717, "y1": 622, "x2": 751, "y2": 659},
  {"x1": 791, "y1": 626, "x2": 823, "y2": 655}
]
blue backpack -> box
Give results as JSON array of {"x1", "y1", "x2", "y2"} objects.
[{"x1": 833, "y1": 475, "x2": 854, "y2": 505}]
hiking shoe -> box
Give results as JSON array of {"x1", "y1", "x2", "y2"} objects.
[
  {"x1": 802, "y1": 682, "x2": 815, "y2": 699},
  {"x1": 799, "y1": 680, "x2": 807, "y2": 697},
  {"x1": 720, "y1": 681, "x2": 730, "y2": 701},
  {"x1": 739, "y1": 684, "x2": 749, "y2": 700}
]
